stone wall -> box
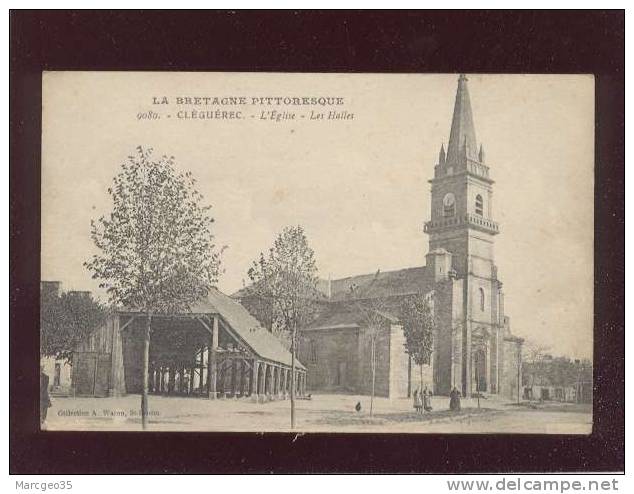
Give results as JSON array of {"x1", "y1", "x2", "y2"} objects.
[
  {"x1": 357, "y1": 323, "x2": 392, "y2": 397},
  {"x1": 388, "y1": 323, "x2": 411, "y2": 399},
  {"x1": 500, "y1": 336, "x2": 522, "y2": 401},
  {"x1": 301, "y1": 320, "x2": 411, "y2": 398},
  {"x1": 300, "y1": 327, "x2": 360, "y2": 393}
]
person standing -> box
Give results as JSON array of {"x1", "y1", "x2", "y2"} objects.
[
  {"x1": 413, "y1": 388, "x2": 421, "y2": 414},
  {"x1": 423, "y1": 386, "x2": 433, "y2": 412},
  {"x1": 40, "y1": 365, "x2": 52, "y2": 428},
  {"x1": 449, "y1": 386, "x2": 461, "y2": 412}
]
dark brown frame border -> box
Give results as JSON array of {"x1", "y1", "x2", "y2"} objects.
[{"x1": 10, "y1": 10, "x2": 624, "y2": 473}]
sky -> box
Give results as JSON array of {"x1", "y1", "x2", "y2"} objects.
[{"x1": 41, "y1": 72, "x2": 594, "y2": 359}]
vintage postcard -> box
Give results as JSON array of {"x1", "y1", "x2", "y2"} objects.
[{"x1": 40, "y1": 72, "x2": 594, "y2": 433}]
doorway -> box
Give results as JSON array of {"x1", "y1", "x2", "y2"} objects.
[
  {"x1": 336, "y1": 362, "x2": 347, "y2": 387},
  {"x1": 473, "y1": 348, "x2": 487, "y2": 392}
]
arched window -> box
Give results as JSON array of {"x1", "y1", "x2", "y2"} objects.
[
  {"x1": 443, "y1": 193, "x2": 456, "y2": 217},
  {"x1": 479, "y1": 287, "x2": 485, "y2": 311},
  {"x1": 475, "y1": 194, "x2": 484, "y2": 216}
]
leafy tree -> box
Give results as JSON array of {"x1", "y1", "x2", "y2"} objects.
[
  {"x1": 400, "y1": 294, "x2": 435, "y2": 391},
  {"x1": 240, "y1": 254, "x2": 277, "y2": 333},
  {"x1": 40, "y1": 289, "x2": 106, "y2": 362},
  {"x1": 85, "y1": 146, "x2": 223, "y2": 429},
  {"x1": 245, "y1": 225, "x2": 320, "y2": 428}
]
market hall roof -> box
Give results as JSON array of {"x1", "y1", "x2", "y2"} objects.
[{"x1": 119, "y1": 288, "x2": 305, "y2": 370}]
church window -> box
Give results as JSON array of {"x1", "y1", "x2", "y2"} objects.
[
  {"x1": 443, "y1": 193, "x2": 456, "y2": 217},
  {"x1": 479, "y1": 287, "x2": 485, "y2": 311},
  {"x1": 475, "y1": 194, "x2": 484, "y2": 216},
  {"x1": 309, "y1": 340, "x2": 318, "y2": 364}
]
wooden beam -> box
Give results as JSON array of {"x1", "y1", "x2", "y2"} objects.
[
  {"x1": 119, "y1": 315, "x2": 137, "y2": 332},
  {"x1": 195, "y1": 316, "x2": 213, "y2": 334}
]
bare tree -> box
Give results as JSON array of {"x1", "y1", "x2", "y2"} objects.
[
  {"x1": 85, "y1": 146, "x2": 223, "y2": 429},
  {"x1": 348, "y1": 270, "x2": 389, "y2": 418},
  {"x1": 522, "y1": 340, "x2": 550, "y2": 400}
]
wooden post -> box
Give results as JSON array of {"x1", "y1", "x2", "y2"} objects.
[
  {"x1": 207, "y1": 343, "x2": 212, "y2": 398},
  {"x1": 260, "y1": 363, "x2": 267, "y2": 398},
  {"x1": 241, "y1": 360, "x2": 247, "y2": 397},
  {"x1": 231, "y1": 359, "x2": 237, "y2": 398},
  {"x1": 282, "y1": 369, "x2": 288, "y2": 399},
  {"x1": 198, "y1": 346, "x2": 205, "y2": 394},
  {"x1": 169, "y1": 367, "x2": 175, "y2": 394},
  {"x1": 189, "y1": 367, "x2": 194, "y2": 395},
  {"x1": 271, "y1": 366, "x2": 278, "y2": 399},
  {"x1": 180, "y1": 365, "x2": 185, "y2": 394},
  {"x1": 251, "y1": 360, "x2": 259, "y2": 400},
  {"x1": 208, "y1": 316, "x2": 219, "y2": 399}
]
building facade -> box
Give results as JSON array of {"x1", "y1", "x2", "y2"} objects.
[{"x1": 297, "y1": 74, "x2": 524, "y2": 399}]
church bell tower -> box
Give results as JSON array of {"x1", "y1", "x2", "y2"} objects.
[{"x1": 425, "y1": 74, "x2": 503, "y2": 397}]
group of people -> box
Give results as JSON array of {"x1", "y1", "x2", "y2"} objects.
[
  {"x1": 412, "y1": 386, "x2": 433, "y2": 414},
  {"x1": 412, "y1": 386, "x2": 463, "y2": 415}
]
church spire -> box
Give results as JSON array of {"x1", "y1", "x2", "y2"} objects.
[
  {"x1": 439, "y1": 143, "x2": 446, "y2": 165},
  {"x1": 446, "y1": 74, "x2": 478, "y2": 166}
]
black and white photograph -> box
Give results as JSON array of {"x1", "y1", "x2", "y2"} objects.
[
  {"x1": 10, "y1": 9, "x2": 624, "y2": 477},
  {"x1": 39, "y1": 72, "x2": 594, "y2": 434}
]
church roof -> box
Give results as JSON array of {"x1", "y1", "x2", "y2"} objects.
[
  {"x1": 306, "y1": 300, "x2": 400, "y2": 331},
  {"x1": 305, "y1": 265, "x2": 432, "y2": 331},
  {"x1": 322, "y1": 266, "x2": 430, "y2": 301},
  {"x1": 233, "y1": 266, "x2": 431, "y2": 302},
  {"x1": 446, "y1": 74, "x2": 479, "y2": 166}
]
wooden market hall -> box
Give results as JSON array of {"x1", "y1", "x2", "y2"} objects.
[{"x1": 73, "y1": 288, "x2": 307, "y2": 401}]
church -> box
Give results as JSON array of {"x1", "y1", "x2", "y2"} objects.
[{"x1": 296, "y1": 74, "x2": 524, "y2": 400}]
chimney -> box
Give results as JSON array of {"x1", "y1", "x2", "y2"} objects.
[{"x1": 426, "y1": 248, "x2": 452, "y2": 283}]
